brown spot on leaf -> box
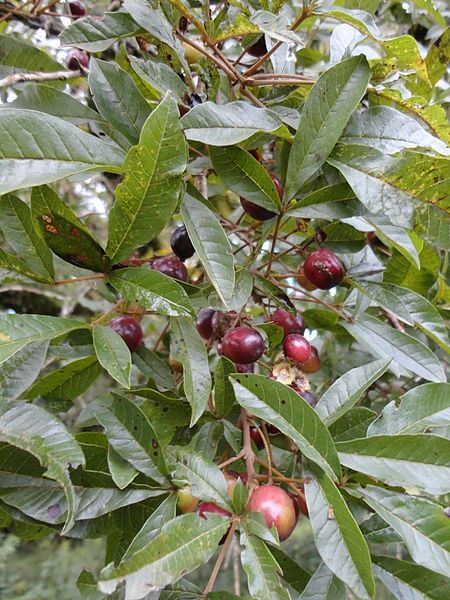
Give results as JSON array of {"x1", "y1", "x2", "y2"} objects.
[
  {"x1": 41, "y1": 215, "x2": 52, "y2": 224},
  {"x1": 45, "y1": 224, "x2": 58, "y2": 235},
  {"x1": 70, "y1": 227, "x2": 80, "y2": 237}
]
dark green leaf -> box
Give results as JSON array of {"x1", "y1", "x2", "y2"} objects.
[
  {"x1": 299, "y1": 563, "x2": 346, "y2": 599},
  {"x1": 133, "y1": 346, "x2": 174, "y2": 389},
  {"x1": 329, "y1": 407, "x2": 377, "y2": 442},
  {"x1": 0, "y1": 341, "x2": 48, "y2": 402},
  {"x1": 269, "y1": 546, "x2": 311, "y2": 595},
  {"x1": 93, "y1": 325, "x2": 132, "y2": 388},
  {"x1": 0, "y1": 33, "x2": 64, "y2": 77},
  {"x1": 130, "y1": 56, "x2": 189, "y2": 101},
  {"x1": 214, "y1": 356, "x2": 236, "y2": 418},
  {"x1": 107, "y1": 445, "x2": 138, "y2": 489}
]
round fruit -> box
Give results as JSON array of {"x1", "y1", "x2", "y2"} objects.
[
  {"x1": 283, "y1": 333, "x2": 311, "y2": 364},
  {"x1": 69, "y1": 0, "x2": 86, "y2": 18},
  {"x1": 235, "y1": 363, "x2": 254, "y2": 373},
  {"x1": 301, "y1": 346, "x2": 321, "y2": 373},
  {"x1": 290, "y1": 490, "x2": 308, "y2": 518},
  {"x1": 196, "y1": 308, "x2": 216, "y2": 340},
  {"x1": 247, "y1": 35, "x2": 267, "y2": 57},
  {"x1": 247, "y1": 485, "x2": 297, "y2": 541},
  {"x1": 240, "y1": 198, "x2": 276, "y2": 221},
  {"x1": 221, "y1": 326, "x2": 265, "y2": 364},
  {"x1": 151, "y1": 255, "x2": 188, "y2": 282},
  {"x1": 198, "y1": 502, "x2": 231, "y2": 520},
  {"x1": 293, "y1": 387, "x2": 318, "y2": 408},
  {"x1": 270, "y1": 308, "x2": 305, "y2": 336},
  {"x1": 249, "y1": 426, "x2": 264, "y2": 450},
  {"x1": 303, "y1": 248, "x2": 346, "y2": 290},
  {"x1": 170, "y1": 225, "x2": 195, "y2": 261},
  {"x1": 177, "y1": 486, "x2": 198, "y2": 513},
  {"x1": 67, "y1": 50, "x2": 89, "y2": 70},
  {"x1": 108, "y1": 316, "x2": 143, "y2": 351}
]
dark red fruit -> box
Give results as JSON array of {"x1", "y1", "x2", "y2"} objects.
[
  {"x1": 249, "y1": 426, "x2": 264, "y2": 450},
  {"x1": 151, "y1": 255, "x2": 188, "y2": 282},
  {"x1": 221, "y1": 326, "x2": 265, "y2": 364},
  {"x1": 67, "y1": 49, "x2": 89, "y2": 70},
  {"x1": 247, "y1": 35, "x2": 267, "y2": 57},
  {"x1": 283, "y1": 334, "x2": 311, "y2": 364},
  {"x1": 69, "y1": 1, "x2": 86, "y2": 18},
  {"x1": 118, "y1": 251, "x2": 141, "y2": 267},
  {"x1": 108, "y1": 316, "x2": 143, "y2": 351},
  {"x1": 196, "y1": 308, "x2": 216, "y2": 340},
  {"x1": 290, "y1": 490, "x2": 308, "y2": 518},
  {"x1": 292, "y1": 387, "x2": 318, "y2": 408},
  {"x1": 247, "y1": 485, "x2": 297, "y2": 541},
  {"x1": 235, "y1": 363, "x2": 254, "y2": 373},
  {"x1": 240, "y1": 198, "x2": 276, "y2": 221},
  {"x1": 301, "y1": 346, "x2": 321, "y2": 373},
  {"x1": 303, "y1": 248, "x2": 346, "y2": 290},
  {"x1": 270, "y1": 308, "x2": 305, "y2": 337},
  {"x1": 211, "y1": 311, "x2": 238, "y2": 339},
  {"x1": 266, "y1": 424, "x2": 279, "y2": 435},
  {"x1": 170, "y1": 225, "x2": 195, "y2": 261}
]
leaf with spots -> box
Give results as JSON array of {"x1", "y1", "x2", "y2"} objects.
[
  {"x1": 107, "y1": 94, "x2": 187, "y2": 265},
  {"x1": 31, "y1": 185, "x2": 107, "y2": 272}
]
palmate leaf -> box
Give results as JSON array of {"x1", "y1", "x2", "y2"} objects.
[
  {"x1": 353, "y1": 486, "x2": 450, "y2": 578},
  {"x1": 337, "y1": 434, "x2": 450, "y2": 494},
  {"x1": 0, "y1": 341, "x2": 49, "y2": 402},
  {"x1": 368, "y1": 383, "x2": 450, "y2": 435},
  {"x1": 372, "y1": 555, "x2": 450, "y2": 600},
  {"x1": 284, "y1": 55, "x2": 370, "y2": 200},
  {"x1": 305, "y1": 467, "x2": 375, "y2": 600},
  {"x1": 230, "y1": 374, "x2": 341, "y2": 480},
  {"x1": 93, "y1": 325, "x2": 132, "y2": 389},
  {"x1": 0, "y1": 403, "x2": 84, "y2": 534},
  {"x1": 98, "y1": 513, "x2": 230, "y2": 599},
  {"x1": 0, "y1": 314, "x2": 87, "y2": 365},
  {"x1": 181, "y1": 194, "x2": 235, "y2": 307},
  {"x1": 0, "y1": 194, "x2": 54, "y2": 281},
  {"x1": 0, "y1": 109, "x2": 124, "y2": 195},
  {"x1": 107, "y1": 95, "x2": 187, "y2": 264}
]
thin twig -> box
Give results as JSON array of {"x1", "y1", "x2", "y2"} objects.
[
  {"x1": 241, "y1": 409, "x2": 257, "y2": 492},
  {"x1": 0, "y1": 69, "x2": 81, "y2": 89},
  {"x1": 202, "y1": 521, "x2": 238, "y2": 597},
  {"x1": 54, "y1": 274, "x2": 105, "y2": 286},
  {"x1": 265, "y1": 214, "x2": 282, "y2": 277}
]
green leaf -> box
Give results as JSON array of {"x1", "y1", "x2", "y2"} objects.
[
  {"x1": 354, "y1": 485, "x2": 450, "y2": 578},
  {"x1": 0, "y1": 402, "x2": 84, "y2": 534},
  {"x1": 214, "y1": 356, "x2": 236, "y2": 418},
  {"x1": 337, "y1": 434, "x2": 450, "y2": 494},
  {"x1": 306, "y1": 467, "x2": 375, "y2": 600},
  {"x1": 232, "y1": 477, "x2": 249, "y2": 514},
  {"x1": 230, "y1": 374, "x2": 341, "y2": 480},
  {"x1": 314, "y1": 6, "x2": 380, "y2": 37},
  {"x1": 328, "y1": 146, "x2": 450, "y2": 231},
  {"x1": 209, "y1": 146, "x2": 281, "y2": 212},
  {"x1": 0, "y1": 248, "x2": 50, "y2": 283},
  {"x1": 0, "y1": 109, "x2": 124, "y2": 194},
  {"x1": 93, "y1": 325, "x2": 132, "y2": 389},
  {"x1": 170, "y1": 446, "x2": 232, "y2": 511},
  {"x1": 25, "y1": 355, "x2": 101, "y2": 401},
  {"x1": 107, "y1": 445, "x2": 138, "y2": 489},
  {"x1": 329, "y1": 407, "x2": 377, "y2": 442},
  {"x1": 341, "y1": 106, "x2": 450, "y2": 155},
  {"x1": 77, "y1": 570, "x2": 106, "y2": 600},
  {"x1": 95, "y1": 394, "x2": 169, "y2": 485},
  {"x1": 285, "y1": 55, "x2": 370, "y2": 200},
  {"x1": 384, "y1": 241, "x2": 440, "y2": 295},
  {"x1": 181, "y1": 194, "x2": 235, "y2": 307},
  {"x1": 0, "y1": 194, "x2": 54, "y2": 281},
  {"x1": 0, "y1": 33, "x2": 64, "y2": 77},
  {"x1": 315, "y1": 359, "x2": 390, "y2": 425},
  {"x1": 133, "y1": 346, "x2": 174, "y2": 389},
  {"x1": 129, "y1": 56, "x2": 189, "y2": 101},
  {"x1": 0, "y1": 314, "x2": 86, "y2": 365},
  {"x1": 1, "y1": 84, "x2": 102, "y2": 125},
  {"x1": 60, "y1": 11, "x2": 142, "y2": 52},
  {"x1": 299, "y1": 563, "x2": 346, "y2": 599},
  {"x1": 106, "y1": 95, "x2": 187, "y2": 264},
  {"x1": 89, "y1": 59, "x2": 151, "y2": 148},
  {"x1": 31, "y1": 185, "x2": 107, "y2": 272},
  {"x1": 372, "y1": 555, "x2": 450, "y2": 600},
  {"x1": 240, "y1": 527, "x2": 290, "y2": 600},
  {"x1": 181, "y1": 101, "x2": 287, "y2": 146},
  {"x1": 268, "y1": 546, "x2": 311, "y2": 595},
  {"x1": 426, "y1": 27, "x2": 450, "y2": 86},
  {"x1": 0, "y1": 341, "x2": 48, "y2": 402},
  {"x1": 139, "y1": 393, "x2": 191, "y2": 448},
  {"x1": 368, "y1": 383, "x2": 450, "y2": 435},
  {"x1": 342, "y1": 313, "x2": 446, "y2": 382},
  {"x1": 170, "y1": 317, "x2": 212, "y2": 426},
  {"x1": 109, "y1": 267, "x2": 194, "y2": 318},
  {"x1": 98, "y1": 513, "x2": 230, "y2": 596}
]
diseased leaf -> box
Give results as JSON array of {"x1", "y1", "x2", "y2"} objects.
[
  {"x1": 181, "y1": 194, "x2": 235, "y2": 307},
  {"x1": 107, "y1": 95, "x2": 187, "y2": 264},
  {"x1": 93, "y1": 325, "x2": 132, "y2": 389}
]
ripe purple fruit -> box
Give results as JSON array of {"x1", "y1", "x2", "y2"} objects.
[
  {"x1": 292, "y1": 387, "x2": 318, "y2": 407},
  {"x1": 170, "y1": 225, "x2": 195, "y2": 261},
  {"x1": 240, "y1": 174, "x2": 282, "y2": 221},
  {"x1": 283, "y1": 333, "x2": 311, "y2": 364},
  {"x1": 221, "y1": 326, "x2": 265, "y2": 364},
  {"x1": 235, "y1": 363, "x2": 254, "y2": 373},
  {"x1": 247, "y1": 485, "x2": 297, "y2": 541},
  {"x1": 69, "y1": 1, "x2": 86, "y2": 18},
  {"x1": 270, "y1": 308, "x2": 305, "y2": 336},
  {"x1": 303, "y1": 248, "x2": 346, "y2": 290},
  {"x1": 108, "y1": 316, "x2": 143, "y2": 351},
  {"x1": 151, "y1": 255, "x2": 188, "y2": 282},
  {"x1": 67, "y1": 49, "x2": 89, "y2": 71},
  {"x1": 196, "y1": 308, "x2": 216, "y2": 340}
]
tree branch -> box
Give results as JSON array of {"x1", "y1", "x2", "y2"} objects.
[{"x1": 0, "y1": 69, "x2": 82, "y2": 89}]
